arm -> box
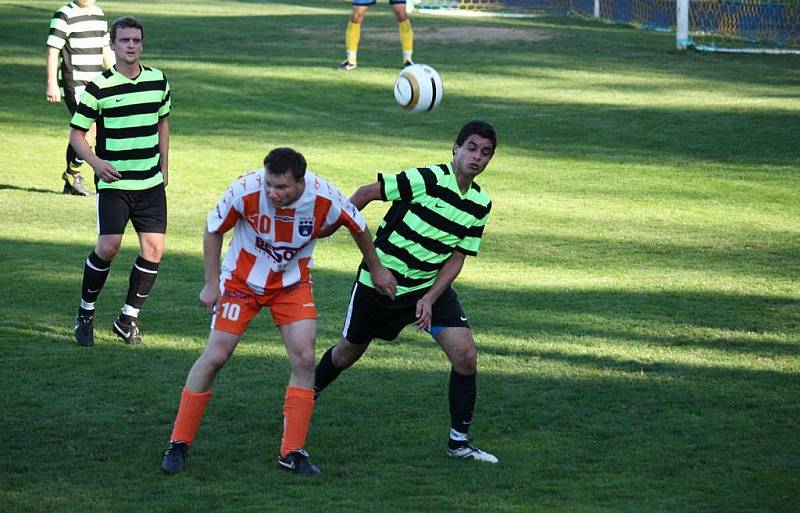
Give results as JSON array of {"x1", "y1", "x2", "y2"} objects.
[
  {"x1": 69, "y1": 127, "x2": 121, "y2": 182},
  {"x1": 414, "y1": 250, "x2": 467, "y2": 331},
  {"x1": 46, "y1": 46, "x2": 61, "y2": 103},
  {"x1": 102, "y1": 45, "x2": 115, "y2": 69},
  {"x1": 350, "y1": 182, "x2": 382, "y2": 210},
  {"x1": 198, "y1": 227, "x2": 224, "y2": 315},
  {"x1": 157, "y1": 117, "x2": 170, "y2": 186},
  {"x1": 350, "y1": 227, "x2": 396, "y2": 300}
]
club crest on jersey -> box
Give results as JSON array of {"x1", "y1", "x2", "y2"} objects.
[{"x1": 298, "y1": 217, "x2": 314, "y2": 237}]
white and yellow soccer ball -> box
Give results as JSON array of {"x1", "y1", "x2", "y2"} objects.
[{"x1": 393, "y1": 64, "x2": 443, "y2": 113}]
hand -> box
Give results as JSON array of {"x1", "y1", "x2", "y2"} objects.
[
  {"x1": 92, "y1": 160, "x2": 122, "y2": 183},
  {"x1": 198, "y1": 282, "x2": 219, "y2": 316},
  {"x1": 371, "y1": 265, "x2": 396, "y2": 300},
  {"x1": 46, "y1": 83, "x2": 61, "y2": 103},
  {"x1": 414, "y1": 295, "x2": 434, "y2": 332}
]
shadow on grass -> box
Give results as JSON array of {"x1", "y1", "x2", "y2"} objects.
[
  {"x1": 1, "y1": 236, "x2": 796, "y2": 363},
  {"x1": 0, "y1": 183, "x2": 68, "y2": 195},
  {"x1": 1, "y1": 288, "x2": 798, "y2": 512},
  {"x1": 0, "y1": 231, "x2": 797, "y2": 510},
  {"x1": 3, "y1": 5, "x2": 800, "y2": 172},
  {"x1": 1, "y1": 2, "x2": 799, "y2": 508},
  {"x1": 6, "y1": 51, "x2": 799, "y2": 170}
]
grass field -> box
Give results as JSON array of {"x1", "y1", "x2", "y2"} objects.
[{"x1": 1, "y1": 0, "x2": 799, "y2": 511}]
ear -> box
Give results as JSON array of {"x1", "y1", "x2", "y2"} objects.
[{"x1": 452, "y1": 143, "x2": 458, "y2": 156}]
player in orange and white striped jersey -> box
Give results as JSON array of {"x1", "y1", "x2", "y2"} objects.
[
  {"x1": 209, "y1": 162, "x2": 365, "y2": 295},
  {"x1": 161, "y1": 147, "x2": 396, "y2": 477}
]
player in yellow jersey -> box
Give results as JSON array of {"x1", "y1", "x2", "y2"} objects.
[{"x1": 339, "y1": 0, "x2": 414, "y2": 71}]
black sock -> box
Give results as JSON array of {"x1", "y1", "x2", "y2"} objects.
[
  {"x1": 66, "y1": 143, "x2": 82, "y2": 170},
  {"x1": 449, "y1": 368, "x2": 477, "y2": 441},
  {"x1": 314, "y1": 346, "x2": 344, "y2": 395},
  {"x1": 80, "y1": 251, "x2": 111, "y2": 306},
  {"x1": 125, "y1": 256, "x2": 159, "y2": 310}
]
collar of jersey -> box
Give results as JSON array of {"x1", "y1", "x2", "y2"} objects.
[
  {"x1": 111, "y1": 64, "x2": 144, "y2": 83},
  {"x1": 445, "y1": 161, "x2": 473, "y2": 199}
]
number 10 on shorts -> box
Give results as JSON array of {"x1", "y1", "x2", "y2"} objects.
[{"x1": 219, "y1": 302, "x2": 240, "y2": 321}]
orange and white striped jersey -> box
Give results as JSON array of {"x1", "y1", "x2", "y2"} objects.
[{"x1": 208, "y1": 169, "x2": 365, "y2": 294}]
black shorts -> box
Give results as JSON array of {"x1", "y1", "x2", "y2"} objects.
[
  {"x1": 342, "y1": 281, "x2": 469, "y2": 345},
  {"x1": 64, "y1": 88, "x2": 78, "y2": 116},
  {"x1": 97, "y1": 184, "x2": 167, "y2": 235},
  {"x1": 63, "y1": 84, "x2": 86, "y2": 116}
]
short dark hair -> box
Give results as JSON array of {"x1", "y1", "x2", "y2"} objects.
[
  {"x1": 110, "y1": 16, "x2": 144, "y2": 43},
  {"x1": 455, "y1": 120, "x2": 497, "y2": 155},
  {"x1": 263, "y1": 147, "x2": 307, "y2": 181}
]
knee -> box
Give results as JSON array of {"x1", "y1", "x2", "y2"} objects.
[
  {"x1": 291, "y1": 346, "x2": 317, "y2": 373},
  {"x1": 331, "y1": 351, "x2": 352, "y2": 369},
  {"x1": 95, "y1": 242, "x2": 119, "y2": 261},
  {"x1": 351, "y1": 11, "x2": 365, "y2": 23},
  {"x1": 203, "y1": 348, "x2": 232, "y2": 373},
  {"x1": 140, "y1": 244, "x2": 164, "y2": 263},
  {"x1": 452, "y1": 347, "x2": 477, "y2": 375},
  {"x1": 332, "y1": 342, "x2": 364, "y2": 369}
]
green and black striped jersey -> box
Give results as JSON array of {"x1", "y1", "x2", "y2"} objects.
[
  {"x1": 358, "y1": 162, "x2": 492, "y2": 296},
  {"x1": 70, "y1": 65, "x2": 171, "y2": 191}
]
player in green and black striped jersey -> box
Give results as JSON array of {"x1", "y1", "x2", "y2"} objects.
[
  {"x1": 315, "y1": 120, "x2": 500, "y2": 463},
  {"x1": 357, "y1": 159, "x2": 491, "y2": 295},
  {"x1": 69, "y1": 26, "x2": 171, "y2": 192},
  {"x1": 68, "y1": 16, "x2": 171, "y2": 349}
]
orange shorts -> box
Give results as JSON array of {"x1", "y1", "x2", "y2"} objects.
[{"x1": 211, "y1": 280, "x2": 318, "y2": 335}]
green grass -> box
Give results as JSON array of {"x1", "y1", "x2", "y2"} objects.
[{"x1": 1, "y1": 1, "x2": 799, "y2": 511}]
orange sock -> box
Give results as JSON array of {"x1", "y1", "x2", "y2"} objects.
[
  {"x1": 170, "y1": 388, "x2": 212, "y2": 444},
  {"x1": 279, "y1": 386, "x2": 315, "y2": 457}
]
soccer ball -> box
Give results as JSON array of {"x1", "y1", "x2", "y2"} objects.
[{"x1": 394, "y1": 64, "x2": 443, "y2": 113}]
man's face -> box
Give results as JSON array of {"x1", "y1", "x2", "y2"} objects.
[
  {"x1": 75, "y1": 0, "x2": 96, "y2": 7},
  {"x1": 111, "y1": 27, "x2": 143, "y2": 67},
  {"x1": 265, "y1": 171, "x2": 305, "y2": 208},
  {"x1": 452, "y1": 134, "x2": 494, "y2": 180}
]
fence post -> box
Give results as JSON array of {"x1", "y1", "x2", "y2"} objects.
[{"x1": 676, "y1": 0, "x2": 691, "y2": 49}]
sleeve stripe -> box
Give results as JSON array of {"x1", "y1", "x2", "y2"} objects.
[
  {"x1": 215, "y1": 208, "x2": 240, "y2": 235},
  {"x1": 466, "y1": 225, "x2": 485, "y2": 238},
  {"x1": 48, "y1": 29, "x2": 67, "y2": 40},
  {"x1": 378, "y1": 173, "x2": 388, "y2": 201},
  {"x1": 336, "y1": 211, "x2": 364, "y2": 234},
  {"x1": 75, "y1": 102, "x2": 98, "y2": 118},
  {"x1": 396, "y1": 172, "x2": 412, "y2": 201}
]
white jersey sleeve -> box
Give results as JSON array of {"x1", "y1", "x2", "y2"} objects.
[
  {"x1": 207, "y1": 171, "x2": 262, "y2": 234},
  {"x1": 308, "y1": 173, "x2": 366, "y2": 234}
]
